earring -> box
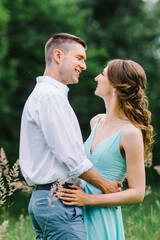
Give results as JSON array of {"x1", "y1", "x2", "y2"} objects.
[{"x1": 112, "y1": 91, "x2": 115, "y2": 96}]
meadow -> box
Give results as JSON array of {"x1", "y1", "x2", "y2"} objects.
[
  {"x1": 1, "y1": 190, "x2": 159, "y2": 240},
  {"x1": 0, "y1": 149, "x2": 159, "y2": 240},
  {"x1": 123, "y1": 195, "x2": 160, "y2": 239}
]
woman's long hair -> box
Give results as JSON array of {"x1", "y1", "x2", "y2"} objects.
[{"x1": 107, "y1": 59, "x2": 153, "y2": 159}]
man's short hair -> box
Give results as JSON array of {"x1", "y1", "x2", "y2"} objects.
[{"x1": 45, "y1": 33, "x2": 86, "y2": 67}]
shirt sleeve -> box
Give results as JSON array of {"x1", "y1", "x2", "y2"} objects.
[{"x1": 33, "y1": 93, "x2": 93, "y2": 179}]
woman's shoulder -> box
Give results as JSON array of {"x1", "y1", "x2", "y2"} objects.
[
  {"x1": 120, "y1": 124, "x2": 144, "y2": 162},
  {"x1": 90, "y1": 113, "x2": 105, "y2": 130},
  {"x1": 121, "y1": 124, "x2": 143, "y2": 145},
  {"x1": 123, "y1": 124, "x2": 142, "y2": 136}
]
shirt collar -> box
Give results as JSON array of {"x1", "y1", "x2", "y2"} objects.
[{"x1": 36, "y1": 76, "x2": 69, "y2": 96}]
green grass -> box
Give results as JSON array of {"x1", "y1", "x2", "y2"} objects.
[
  {"x1": 0, "y1": 214, "x2": 35, "y2": 240},
  {"x1": 1, "y1": 215, "x2": 35, "y2": 240},
  {"x1": 1, "y1": 190, "x2": 160, "y2": 240},
  {"x1": 123, "y1": 200, "x2": 160, "y2": 239}
]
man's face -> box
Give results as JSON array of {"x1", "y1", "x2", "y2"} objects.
[{"x1": 59, "y1": 43, "x2": 86, "y2": 85}]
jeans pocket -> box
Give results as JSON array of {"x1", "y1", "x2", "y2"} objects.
[{"x1": 68, "y1": 206, "x2": 83, "y2": 222}]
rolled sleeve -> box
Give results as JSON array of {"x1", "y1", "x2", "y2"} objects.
[{"x1": 68, "y1": 156, "x2": 93, "y2": 179}]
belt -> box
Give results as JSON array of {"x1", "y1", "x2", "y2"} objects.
[{"x1": 35, "y1": 182, "x2": 73, "y2": 191}]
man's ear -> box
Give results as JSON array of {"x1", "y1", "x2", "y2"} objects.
[{"x1": 53, "y1": 49, "x2": 64, "y2": 64}]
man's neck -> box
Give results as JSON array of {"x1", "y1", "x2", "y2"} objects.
[{"x1": 43, "y1": 68, "x2": 66, "y2": 85}]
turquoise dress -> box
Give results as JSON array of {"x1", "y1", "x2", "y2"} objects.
[{"x1": 83, "y1": 117, "x2": 129, "y2": 240}]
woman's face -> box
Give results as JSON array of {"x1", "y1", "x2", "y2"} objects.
[{"x1": 94, "y1": 66, "x2": 114, "y2": 98}]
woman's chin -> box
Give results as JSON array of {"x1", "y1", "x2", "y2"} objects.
[
  {"x1": 94, "y1": 89, "x2": 97, "y2": 94},
  {"x1": 94, "y1": 90, "x2": 100, "y2": 96}
]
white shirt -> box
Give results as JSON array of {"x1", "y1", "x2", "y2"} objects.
[{"x1": 19, "y1": 76, "x2": 92, "y2": 187}]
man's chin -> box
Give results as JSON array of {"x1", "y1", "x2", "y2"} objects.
[
  {"x1": 71, "y1": 78, "x2": 79, "y2": 84},
  {"x1": 66, "y1": 78, "x2": 79, "y2": 85},
  {"x1": 75, "y1": 79, "x2": 79, "y2": 84}
]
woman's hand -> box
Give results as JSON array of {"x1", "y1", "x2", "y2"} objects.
[{"x1": 56, "y1": 184, "x2": 90, "y2": 206}]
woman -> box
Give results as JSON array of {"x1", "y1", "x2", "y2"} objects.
[{"x1": 58, "y1": 59, "x2": 153, "y2": 240}]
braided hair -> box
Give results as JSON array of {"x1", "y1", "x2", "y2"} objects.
[{"x1": 107, "y1": 59, "x2": 153, "y2": 159}]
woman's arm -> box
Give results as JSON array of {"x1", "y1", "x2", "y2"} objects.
[{"x1": 58, "y1": 125, "x2": 145, "y2": 207}]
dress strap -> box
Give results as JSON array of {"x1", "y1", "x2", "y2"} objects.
[
  {"x1": 89, "y1": 115, "x2": 102, "y2": 143},
  {"x1": 120, "y1": 122, "x2": 132, "y2": 132},
  {"x1": 91, "y1": 114, "x2": 102, "y2": 131}
]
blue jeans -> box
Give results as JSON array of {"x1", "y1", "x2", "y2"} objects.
[{"x1": 28, "y1": 188, "x2": 87, "y2": 240}]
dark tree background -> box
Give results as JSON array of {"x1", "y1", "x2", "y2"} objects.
[{"x1": 0, "y1": 0, "x2": 160, "y2": 189}]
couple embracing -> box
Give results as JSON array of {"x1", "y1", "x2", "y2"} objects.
[{"x1": 19, "y1": 33, "x2": 153, "y2": 240}]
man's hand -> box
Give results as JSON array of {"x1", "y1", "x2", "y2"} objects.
[{"x1": 101, "y1": 180, "x2": 123, "y2": 194}]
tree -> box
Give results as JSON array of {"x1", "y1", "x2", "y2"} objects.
[
  {"x1": 0, "y1": 0, "x2": 88, "y2": 161},
  {"x1": 0, "y1": 0, "x2": 160, "y2": 185},
  {"x1": 70, "y1": 0, "x2": 160, "y2": 185}
]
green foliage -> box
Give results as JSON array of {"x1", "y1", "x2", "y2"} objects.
[
  {"x1": 0, "y1": 0, "x2": 89, "y2": 161},
  {"x1": 0, "y1": 0, "x2": 160, "y2": 185},
  {"x1": 71, "y1": 0, "x2": 160, "y2": 185}
]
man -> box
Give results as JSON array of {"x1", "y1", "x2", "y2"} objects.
[{"x1": 19, "y1": 33, "x2": 121, "y2": 240}]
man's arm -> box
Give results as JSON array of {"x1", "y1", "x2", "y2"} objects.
[{"x1": 79, "y1": 168, "x2": 122, "y2": 194}]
